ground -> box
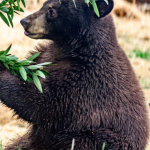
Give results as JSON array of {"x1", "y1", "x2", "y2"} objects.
[{"x1": 0, "y1": 0, "x2": 150, "y2": 149}]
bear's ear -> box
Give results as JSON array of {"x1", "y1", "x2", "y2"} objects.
[{"x1": 96, "y1": 0, "x2": 114, "y2": 18}]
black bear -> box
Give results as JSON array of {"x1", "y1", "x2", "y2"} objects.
[{"x1": 0, "y1": 0, "x2": 149, "y2": 149}]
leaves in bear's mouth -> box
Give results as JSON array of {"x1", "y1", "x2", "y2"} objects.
[{"x1": 0, "y1": 45, "x2": 54, "y2": 93}]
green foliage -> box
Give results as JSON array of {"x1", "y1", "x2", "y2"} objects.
[
  {"x1": 0, "y1": 0, "x2": 53, "y2": 93},
  {"x1": 129, "y1": 49, "x2": 150, "y2": 61},
  {"x1": 0, "y1": 46, "x2": 53, "y2": 93},
  {"x1": 91, "y1": 0, "x2": 100, "y2": 17},
  {"x1": 72, "y1": 0, "x2": 76, "y2": 8},
  {"x1": 61, "y1": 0, "x2": 110, "y2": 17},
  {"x1": 102, "y1": 142, "x2": 106, "y2": 150},
  {"x1": 0, "y1": 141, "x2": 2, "y2": 150},
  {"x1": 0, "y1": 0, "x2": 26, "y2": 27},
  {"x1": 84, "y1": 0, "x2": 109, "y2": 17}
]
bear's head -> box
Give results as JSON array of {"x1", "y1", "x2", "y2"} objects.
[{"x1": 20, "y1": 0, "x2": 114, "y2": 41}]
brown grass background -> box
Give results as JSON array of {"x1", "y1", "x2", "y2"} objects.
[{"x1": 0, "y1": 0, "x2": 150, "y2": 149}]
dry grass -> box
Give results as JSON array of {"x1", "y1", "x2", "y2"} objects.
[
  {"x1": 0, "y1": 0, "x2": 150, "y2": 148},
  {"x1": 113, "y1": 0, "x2": 150, "y2": 102}
]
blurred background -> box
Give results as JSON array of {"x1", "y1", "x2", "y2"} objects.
[{"x1": 0, "y1": 0, "x2": 150, "y2": 148}]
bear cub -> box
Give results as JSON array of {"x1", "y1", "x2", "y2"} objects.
[{"x1": 0, "y1": 0, "x2": 149, "y2": 149}]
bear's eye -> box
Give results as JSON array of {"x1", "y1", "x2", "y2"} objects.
[{"x1": 47, "y1": 8, "x2": 57, "y2": 21}]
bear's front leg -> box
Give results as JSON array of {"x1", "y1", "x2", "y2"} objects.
[{"x1": 0, "y1": 68, "x2": 50, "y2": 124}]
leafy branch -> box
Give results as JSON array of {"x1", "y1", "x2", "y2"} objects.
[
  {"x1": 0, "y1": 0, "x2": 53, "y2": 93},
  {"x1": 0, "y1": 0, "x2": 26, "y2": 27},
  {"x1": 0, "y1": 45, "x2": 52, "y2": 93}
]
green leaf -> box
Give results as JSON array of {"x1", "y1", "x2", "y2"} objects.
[
  {"x1": 17, "y1": 60, "x2": 33, "y2": 66},
  {"x1": 13, "y1": 6, "x2": 24, "y2": 12},
  {"x1": 17, "y1": 0, "x2": 20, "y2": 10},
  {"x1": 28, "y1": 52, "x2": 41, "y2": 61},
  {"x1": 21, "y1": 0, "x2": 26, "y2": 7},
  {"x1": 0, "y1": 0, "x2": 9, "y2": 7},
  {"x1": 11, "y1": 66, "x2": 20, "y2": 73},
  {"x1": 9, "y1": 8, "x2": 14, "y2": 19},
  {"x1": 7, "y1": 13, "x2": 13, "y2": 27},
  {"x1": 3, "y1": 63, "x2": 9, "y2": 70},
  {"x1": 6, "y1": 55, "x2": 18, "y2": 61},
  {"x1": 1, "y1": 7, "x2": 9, "y2": 13},
  {"x1": 102, "y1": 142, "x2": 106, "y2": 150},
  {"x1": 104, "y1": 0, "x2": 109, "y2": 5},
  {"x1": 25, "y1": 68, "x2": 32, "y2": 75},
  {"x1": 3, "y1": 44, "x2": 12, "y2": 56},
  {"x1": 26, "y1": 76, "x2": 32, "y2": 82},
  {"x1": 38, "y1": 62, "x2": 52, "y2": 66},
  {"x1": 0, "y1": 12, "x2": 9, "y2": 26},
  {"x1": 84, "y1": 0, "x2": 90, "y2": 6},
  {"x1": 6, "y1": 60, "x2": 15, "y2": 65},
  {"x1": 27, "y1": 65, "x2": 43, "y2": 70},
  {"x1": 0, "y1": 140, "x2": 2, "y2": 149},
  {"x1": 41, "y1": 70, "x2": 50, "y2": 76},
  {"x1": 91, "y1": 0, "x2": 100, "y2": 17},
  {"x1": 84, "y1": 0, "x2": 90, "y2": 3},
  {"x1": 19, "y1": 66, "x2": 27, "y2": 81},
  {"x1": 9, "y1": 0, "x2": 16, "y2": 6},
  {"x1": 0, "y1": 55, "x2": 7, "y2": 62},
  {"x1": 0, "y1": 59, "x2": 7, "y2": 63},
  {"x1": 32, "y1": 72, "x2": 43, "y2": 93},
  {"x1": 72, "y1": 0, "x2": 76, "y2": 8},
  {"x1": 36, "y1": 70, "x2": 46, "y2": 79},
  {"x1": 0, "y1": 51, "x2": 5, "y2": 55},
  {"x1": 10, "y1": 70, "x2": 20, "y2": 77},
  {"x1": 14, "y1": 11, "x2": 20, "y2": 15}
]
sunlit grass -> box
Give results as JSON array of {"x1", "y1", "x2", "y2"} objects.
[
  {"x1": 140, "y1": 77, "x2": 150, "y2": 89},
  {"x1": 0, "y1": 141, "x2": 22, "y2": 150},
  {"x1": 0, "y1": 141, "x2": 2, "y2": 150},
  {"x1": 129, "y1": 49, "x2": 150, "y2": 61},
  {"x1": 0, "y1": 140, "x2": 106, "y2": 150}
]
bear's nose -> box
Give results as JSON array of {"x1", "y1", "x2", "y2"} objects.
[{"x1": 20, "y1": 19, "x2": 30, "y2": 29}]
